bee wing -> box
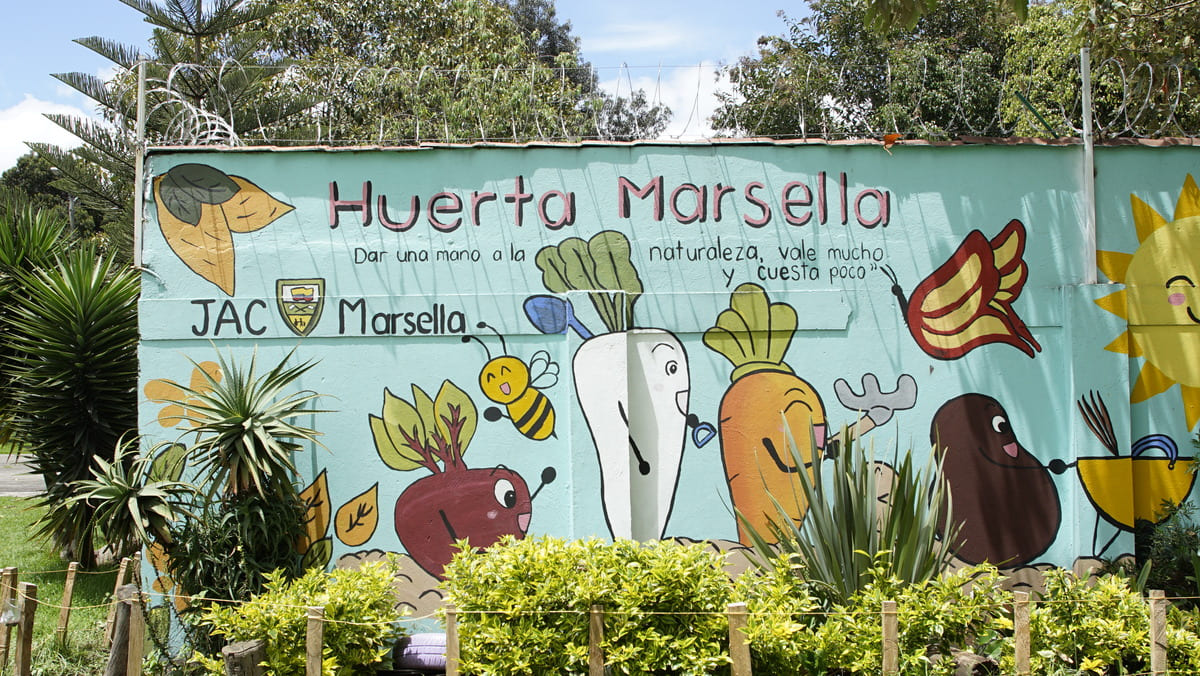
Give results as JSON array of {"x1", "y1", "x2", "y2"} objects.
[{"x1": 528, "y1": 350, "x2": 560, "y2": 389}]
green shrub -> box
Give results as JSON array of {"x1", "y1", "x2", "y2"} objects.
[
  {"x1": 736, "y1": 557, "x2": 1011, "y2": 675},
  {"x1": 442, "y1": 535, "x2": 733, "y2": 675},
  {"x1": 192, "y1": 559, "x2": 407, "y2": 675},
  {"x1": 1011, "y1": 568, "x2": 1200, "y2": 675}
]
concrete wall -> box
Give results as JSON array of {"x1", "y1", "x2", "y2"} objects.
[{"x1": 138, "y1": 142, "x2": 1200, "y2": 612}]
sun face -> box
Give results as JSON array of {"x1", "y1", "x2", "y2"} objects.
[{"x1": 1096, "y1": 174, "x2": 1200, "y2": 432}]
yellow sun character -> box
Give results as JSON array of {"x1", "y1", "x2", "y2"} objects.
[{"x1": 1096, "y1": 174, "x2": 1200, "y2": 432}]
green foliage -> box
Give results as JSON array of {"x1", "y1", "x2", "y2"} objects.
[
  {"x1": 712, "y1": 0, "x2": 1015, "y2": 139},
  {"x1": 35, "y1": 0, "x2": 301, "y2": 247},
  {"x1": 737, "y1": 560, "x2": 1011, "y2": 675},
  {"x1": 442, "y1": 535, "x2": 733, "y2": 675},
  {"x1": 0, "y1": 153, "x2": 104, "y2": 232},
  {"x1": 193, "y1": 560, "x2": 407, "y2": 675},
  {"x1": 255, "y1": 0, "x2": 592, "y2": 143},
  {"x1": 862, "y1": 0, "x2": 1026, "y2": 32},
  {"x1": 1134, "y1": 501, "x2": 1200, "y2": 610},
  {"x1": 0, "y1": 194, "x2": 75, "y2": 440},
  {"x1": 169, "y1": 347, "x2": 325, "y2": 500},
  {"x1": 65, "y1": 436, "x2": 196, "y2": 555},
  {"x1": 164, "y1": 494, "x2": 307, "y2": 603},
  {"x1": 1006, "y1": 569, "x2": 1199, "y2": 674},
  {"x1": 5, "y1": 244, "x2": 139, "y2": 568},
  {"x1": 740, "y1": 424, "x2": 958, "y2": 607}
]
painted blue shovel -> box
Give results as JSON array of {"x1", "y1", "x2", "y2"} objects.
[{"x1": 523, "y1": 295, "x2": 594, "y2": 339}]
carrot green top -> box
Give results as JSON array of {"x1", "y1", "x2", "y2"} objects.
[{"x1": 703, "y1": 283, "x2": 798, "y2": 382}]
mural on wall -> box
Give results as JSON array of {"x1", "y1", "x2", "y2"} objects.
[
  {"x1": 1096, "y1": 174, "x2": 1200, "y2": 432},
  {"x1": 369, "y1": 380, "x2": 556, "y2": 578},
  {"x1": 1075, "y1": 391, "x2": 1196, "y2": 553},
  {"x1": 704, "y1": 283, "x2": 918, "y2": 544},
  {"x1": 276, "y1": 278, "x2": 325, "y2": 337},
  {"x1": 143, "y1": 361, "x2": 221, "y2": 428},
  {"x1": 335, "y1": 483, "x2": 380, "y2": 547},
  {"x1": 464, "y1": 323, "x2": 559, "y2": 441},
  {"x1": 137, "y1": 146, "x2": 1200, "y2": 611},
  {"x1": 153, "y1": 163, "x2": 294, "y2": 295},
  {"x1": 531, "y1": 231, "x2": 711, "y2": 541},
  {"x1": 298, "y1": 471, "x2": 333, "y2": 569},
  {"x1": 882, "y1": 219, "x2": 1041, "y2": 360},
  {"x1": 930, "y1": 393, "x2": 1062, "y2": 567}
]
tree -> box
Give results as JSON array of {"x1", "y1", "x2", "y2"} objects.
[
  {"x1": 861, "y1": 0, "x2": 1026, "y2": 32},
  {"x1": 2, "y1": 152, "x2": 104, "y2": 233},
  {"x1": 1001, "y1": 0, "x2": 1200, "y2": 138},
  {"x1": 253, "y1": 0, "x2": 593, "y2": 143},
  {"x1": 496, "y1": 0, "x2": 673, "y2": 140},
  {"x1": 712, "y1": 0, "x2": 1015, "y2": 140},
  {"x1": 592, "y1": 89, "x2": 672, "y2": 141},
  {"x1": 32, "y1": 0, "x2": 303, "y2": 255}
]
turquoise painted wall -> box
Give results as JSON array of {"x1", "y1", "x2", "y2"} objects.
[{"x1": 139, "y1": 143, "x2": 1200, "y2": 611}]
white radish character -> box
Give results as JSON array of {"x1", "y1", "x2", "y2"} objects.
[{"x1": 527, "y1": 231, "x2": 715, "y2": 540}]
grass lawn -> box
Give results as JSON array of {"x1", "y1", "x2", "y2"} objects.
[{"x1": 0, "y1": 496, "x2": 118, "y2": 674}]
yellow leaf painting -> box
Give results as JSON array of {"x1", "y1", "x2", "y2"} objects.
[
  {"x1": 335, "y1": 483, "x2": 379, "y2": 547},
  {"x1": 298, "y1": 470, "x2": 331, "y2": 553},
  {"x1": 143, "y1": 361, "x2": 221, "y2": 428},
  {"x1": 153, "y1": 167, "x2": 293, "y2": 295}
]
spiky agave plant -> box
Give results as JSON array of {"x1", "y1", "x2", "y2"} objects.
[
  {"x1": 67, "y1": 436, "x2": 197, "y2": 556},
  {"x1": 738, "y1": 419, "x2": 960, "y2": 606},
  {"x1": 169, "y1": 347, "x2": 327, "y2": 501},
  {"x1": 6, "y1": 243, "x2": 139, "y2": 568}
]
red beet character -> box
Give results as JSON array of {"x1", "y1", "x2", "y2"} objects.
[{"x1": 370, "y1": 380, "x2": 554, "y2": 578}]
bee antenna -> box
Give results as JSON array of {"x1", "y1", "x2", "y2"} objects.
[
  {"x1": 477, "y1": 321, "x2": 509, "y2": 355},
  {"x1": 462, "y1": 334, "x2": 492, "y2": 361}
]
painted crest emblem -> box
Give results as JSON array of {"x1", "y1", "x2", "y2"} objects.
[{"x1": 276, "y1": 278, "x2": 325, "y2": 336}]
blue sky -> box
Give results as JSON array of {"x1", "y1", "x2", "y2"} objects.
[{"x1": 0, "y1": 0, "x2": 796, "y2": 171}]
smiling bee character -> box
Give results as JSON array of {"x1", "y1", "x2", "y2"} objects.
[{"x1": 463, "y1": 322, "x2": 559, "y2": 441}]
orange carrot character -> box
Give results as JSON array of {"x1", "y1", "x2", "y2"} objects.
[{"x1": 703, "y1": 283, "x2": 826, "y2": 544}]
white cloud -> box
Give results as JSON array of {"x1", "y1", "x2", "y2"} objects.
[
  {"x1": 0, "y1": 95, "x2": 90, "y2": 171},
  {"x1": 586, "y1": 23, "x2": 692, "y2": 55},
  {"x1": 599, "y1": 64, "x2": 732, "y2": 140}
]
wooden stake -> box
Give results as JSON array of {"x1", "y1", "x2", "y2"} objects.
[
  {"x1": 1150, "y1": 589, "x2": 1167, "y2": 675},
  {"x1": 56, "y1": 562, "x2": 79, "y2": 646},
  {"x1": 222, "y1": 640, "x2": 267, "y2": 676},
  {"x1": 588, "y1": 605, "x2": 604, "y2": 676},
  {"x1": 881, "y1": 600, "x2": 898, "y2": 675},
  {"x1": 14, "y1": 583, "x2": 38, "y2": 676},
  {"x1": 305, "y1": 606, "x2": 324, "y2": 676},
  {"x1": 223, "y1": 640, "x2": 266, "y2": 676},
  {"x1": 444, "y1": 603, "x2": 459, "y2": 676},
  {"x1": 103, "y1": 586, "x2": 134, "y2": 676},
  {"x1": 105, "y1": 557, "x2": 131, "y2": 645},
  {"x1": 126, "y1": 592, "x2": 145, "y2": 676},
  {"x1": 727, "y1": 602, "x2": 752, "y2": 676},
  {"x1": 0, "y1": 566, "x2": 17, "y2": 671},
  {"x1": 1013, "y1": 591, "x2": 1030, "y2": 675}
]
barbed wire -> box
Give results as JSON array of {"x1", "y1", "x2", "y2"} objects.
[{"x1": 107, "y1": 56, "x2": 1200, "y2": 147}]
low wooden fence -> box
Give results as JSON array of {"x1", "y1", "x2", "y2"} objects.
[{"x1": 0, "y1": 561, "x2": 1179, "y2": 676}]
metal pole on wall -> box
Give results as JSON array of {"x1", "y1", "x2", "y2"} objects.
[
  {"x1": 1080, "y1": 47, "x2": 1097, "y2": 284},
  {"x1": 132, "y1": 60, "x2": 147, "y2": 269}
]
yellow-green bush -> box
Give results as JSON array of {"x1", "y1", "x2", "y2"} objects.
[
  {"x1": 443, "y1": 535, "x2": 733, "y2": 675},
  {"x1": 192, "y1": 559, "x2": 407, "y2": 675}
]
